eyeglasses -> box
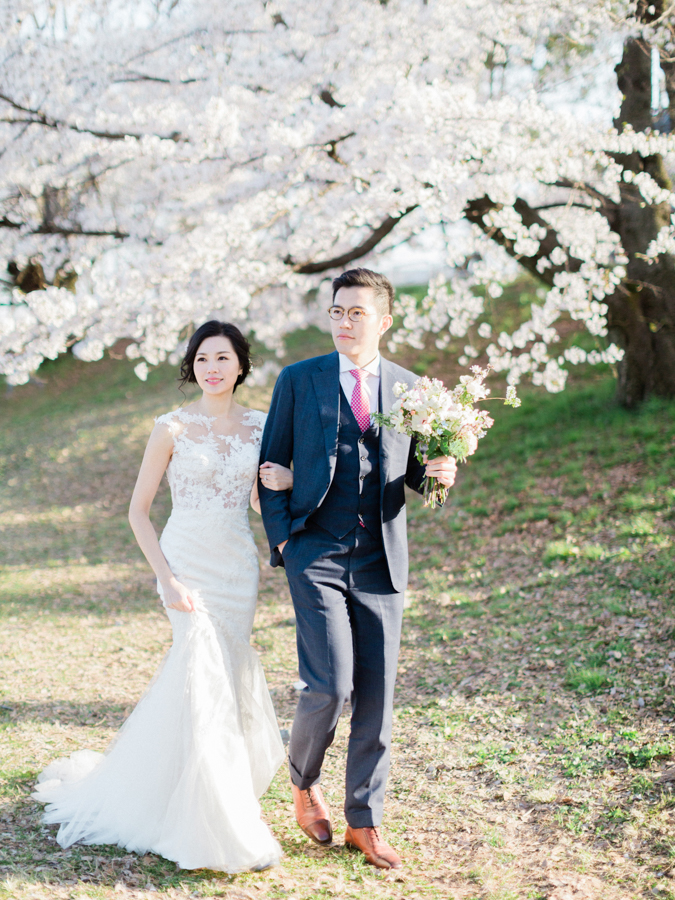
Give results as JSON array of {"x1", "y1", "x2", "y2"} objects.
[{"x1": 328, "y1": 306, "x2": 373, "y2": 322}]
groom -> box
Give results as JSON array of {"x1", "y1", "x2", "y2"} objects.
[{"x1": 258, "y1": 268, "x2": 457, "y2": 869}]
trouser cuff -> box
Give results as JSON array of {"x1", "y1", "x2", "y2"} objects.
[
  {"x1": 288, "y1": 756, "x2": 322, "y2": 790},
  {"x1": 345, "y1": 810, "x2": 380, "y2": 829}
]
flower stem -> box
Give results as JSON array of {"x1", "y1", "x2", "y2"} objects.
[{"x1": 423, "y1": 475, "x2": 448, "y2": 509}]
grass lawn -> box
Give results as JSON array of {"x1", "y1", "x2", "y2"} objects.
[{"x1": 1, "y1": 349, "x2": 674, "y2": 900}]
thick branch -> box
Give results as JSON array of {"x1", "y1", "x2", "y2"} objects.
[
  {"x1": 660, "y1": 52, "x2": 675, "y2": 134},
  {"x1": 614, "y1": 37, "x2": 653, "y2": 134},
  {"x1": 288, "y1": 205, "x2": 418, "y2": 274},
  {"x1": 320, "y1": 89, "x2": 345, "y2": 109},
  {"x1": 612, "y1": 37, "x2": 672, "y2": 258},
  {"x1": 0, "y1": 215, "x2": 21, "y2": 229},
  {"x1": 465, "y1": 196, "x2": 582, "y2": 287}
]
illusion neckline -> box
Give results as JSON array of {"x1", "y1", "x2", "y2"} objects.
[
  {"x1": 176, "y1": 406, "x2": 261, "y2": 423},
  {"x1": 169, "y1": 407, "x2": 263, "y2": 443}
]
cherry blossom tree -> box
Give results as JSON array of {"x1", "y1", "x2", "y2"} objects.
[{"x1": 1, "y1": 0, "x2": 673, "y2": 405}]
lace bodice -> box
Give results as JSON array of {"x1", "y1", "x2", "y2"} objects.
[{"x1": 155, "y1": 407, "x2": 266, "y2": 513}]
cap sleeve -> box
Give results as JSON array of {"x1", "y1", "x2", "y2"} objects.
[{"x1": 153, "y1": 409, "x2": 183, "y2": 438}]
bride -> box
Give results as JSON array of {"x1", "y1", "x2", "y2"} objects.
[{"x1": 33, "y1": 320, "x2": 293, "y2": 872}]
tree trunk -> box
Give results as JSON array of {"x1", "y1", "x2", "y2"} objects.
[
  {"x1": 463, "y1": 35, "x2": 675, "y2": 407},
  {"x1": 606, "y1": 269, "x2": 675, "y2": 408},
  {"x1": 609, "y1": 36, "x2": 675, "y2": 407}
]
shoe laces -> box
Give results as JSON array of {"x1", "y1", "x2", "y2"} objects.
[
  {"x1": 364, "y1": 826, "x2": 382, "y2": 844},
  {"x1": 305, "y1": 786, "x2": 320, "y2": 809}
]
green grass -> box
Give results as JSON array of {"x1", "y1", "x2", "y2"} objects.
[{"x1": 565, "y1": 666, "x2": 613, "y2": 693}]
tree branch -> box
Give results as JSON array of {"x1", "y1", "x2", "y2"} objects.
[
  {"x1": 0, "y1": 93, "x2": 184, "y2": 142},
  {"x1": 287, "y1": 205, "x2": 418, "y2": 275},
  {"x1": 553, "y1": 178, "x2": 620, "y2": 226},
  {"x1": 320, "y1": 89, "x2": 345, "y2": 109},
  {"x1": 465, "y1": 195, "x2": 582, "y2": 287},
  {"x1": 323, "y1": 131, "x2": 355, "y2": 165},
  {"x1": 553, "y1": 179, "x2": 616, "y2": 207},
  {"x1": 34, "y1": 224, "x2": 129, "y2": 238},
  {"x1": 0, "y1": 216, "x2": 128, "y2": 239},
  {"x1": 533, "y1": 201, "x2": 598, "y2": 211},
  {"x1": 112, "y1": 72, "x2": 204, "y2": 85}
]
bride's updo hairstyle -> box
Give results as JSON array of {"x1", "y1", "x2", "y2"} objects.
[{"x1": 179, "y1": 320, "x2": 252, "y2": 393}]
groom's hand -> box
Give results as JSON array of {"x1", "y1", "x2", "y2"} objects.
[
  {"x1": 277, "y1": 540, "x2": 288, "y2": 555},
  {"x1": 425, "y1": 455, "x2": 457, "y2": 488}
]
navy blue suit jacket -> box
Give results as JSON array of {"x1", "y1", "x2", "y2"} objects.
[{"x1": 258, "y1": 351, "x2": 426, "y2": 593}]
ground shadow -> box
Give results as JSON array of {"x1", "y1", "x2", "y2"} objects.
[{"x1": 0, "y1": 700, "x2": 133, "y2": 727}]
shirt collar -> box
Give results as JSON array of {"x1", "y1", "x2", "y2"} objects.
[{"x1": 338, "y1": 352, "x2": 381, "y2": 377}]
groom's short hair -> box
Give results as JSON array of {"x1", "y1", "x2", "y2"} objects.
[{"x1": 332, "y1": 268, "x2": 394, "y2": 317}]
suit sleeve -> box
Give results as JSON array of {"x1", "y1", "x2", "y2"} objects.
[
  {"x1": 259, "y1": 367, "x2": 295, "y2": 561},
  {"x1": 404, "y1": 437, "x2": 427, "y2": 495}
]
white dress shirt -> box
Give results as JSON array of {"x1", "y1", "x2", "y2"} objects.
[{"x1": 338, "y1": 352, "x2": 381, "y2": 420}]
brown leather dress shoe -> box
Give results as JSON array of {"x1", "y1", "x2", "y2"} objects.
[
  {"x1": 291, "y1": 783, "x2": 333, "y2": 845},
  {"x1": 344, "y1": 825, "x2": 402, "y2": 869}
]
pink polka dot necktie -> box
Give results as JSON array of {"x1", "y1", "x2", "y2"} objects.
[{"x1": 349, "y1": 368, "x2": 371, "y2": 432}]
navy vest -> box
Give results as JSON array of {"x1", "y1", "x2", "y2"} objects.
[{"x1": 310, "y1": 387, "x2": 382, "y2": 539}]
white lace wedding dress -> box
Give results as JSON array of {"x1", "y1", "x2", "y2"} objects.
[{"x1": 33, "y1": 408, "x2": 285, "y2": 872}]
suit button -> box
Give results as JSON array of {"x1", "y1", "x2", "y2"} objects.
[
  {"x1": 358, "y1": 437, "x2": 365, "y2": 444},
  {"x1": 360, "y1": 456, "x2": 366, "y2": 461},
  {"x1": 360, "y1": 475, "x2": 365, "y2": 481}
]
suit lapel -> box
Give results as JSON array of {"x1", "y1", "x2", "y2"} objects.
[
  {"x1": 379, "y1": 357, "x2": 398, "y2": 482},
  {"x1": 312, "y1": 352, "x2": 340, "y2": 475}
]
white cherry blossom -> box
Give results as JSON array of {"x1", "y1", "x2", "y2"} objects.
[{"x1": 0, "y1": 0, "x2": 672, "y2": 395}]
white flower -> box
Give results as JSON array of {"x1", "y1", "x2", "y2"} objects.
[
  {"x1": 459, "y1": 374, "x2": 490, "y2": 401},
  {"x1": 465, "y1": 432, "x2": 479, "y2": 455},
  {"x1": 134, "y1": 362, "x2": 150, "y2": 381},
  {"x1": 409, "y1": 411, "x2": 433, "y2": 436},
  {"x1": 542, "y1": 360, "x2": 568, "y2": 393},
  {"x1": 505, "y1": 385, "x2": 521, "y2": 407},
  {"x1": 72, "y1": 339, "x2": 105, "y2": 362}
]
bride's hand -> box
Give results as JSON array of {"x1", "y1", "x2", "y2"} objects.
[
  {"x1": 161, "y1": 576, "x2": 196, "y2": 612},
  {"x1": 259, "y1": 461, "x2": 293, "y2": 491}
]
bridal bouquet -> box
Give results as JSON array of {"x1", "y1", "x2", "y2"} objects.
[{"x1": 374, "y1": 366, "x2": 521, "y2": 508}]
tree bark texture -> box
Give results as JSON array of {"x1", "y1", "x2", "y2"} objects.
[{"x1": 610, "y1": 36, "x2": 675, "y2": 407}]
